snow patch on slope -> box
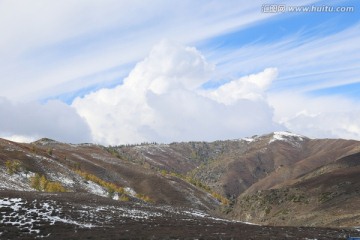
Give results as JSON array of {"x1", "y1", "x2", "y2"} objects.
[
  {"x1": 242, "y1": 137, "x2": 256, "y2": 143},
  {"x1": 181, "y1": 209, "x2": 259, "y2": 225},
  {"x1": 269, "y1": 131, "x2": 305, "y2": 145},
  {"x1": 125, "y1": 187, "x2": 137, "y2": 197},
  {"x1": 81, "y1": 180, "x2": 135, "y2": 200},
  {"x1": 83, "y1": 180, "x2": 108, "y2": 198},
  {"x1": 238, "y1": 135, "x2": 260, "y2": 143}
]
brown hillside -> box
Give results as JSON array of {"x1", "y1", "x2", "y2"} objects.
[
  {"x1": 1, "y1": 132, "x2": 360, "y2": 229},
  {"x1": 230, "y1": 152, "x2": 360, "y2": 227}
]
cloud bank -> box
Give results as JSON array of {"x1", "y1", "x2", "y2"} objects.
[
  {"x1": 73, "y1": 41, "x2": 282, "y2": 145},
  {"x1": 0, "y1": 98, "x2": 91, "y2": 143},
  {"x1": 269, "y1": 93, "x2": 360, "y2": 140}
]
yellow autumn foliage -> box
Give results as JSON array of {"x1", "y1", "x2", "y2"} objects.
[
  {"x1": 5, "y1": 160, "x2": 21, "y2": 175},
  {"x1": 30, "y1": 173, "x2": 66, "y2": 192},
  {"x1": 135, "y1": 193, "x2": 153, "y2": 203}
]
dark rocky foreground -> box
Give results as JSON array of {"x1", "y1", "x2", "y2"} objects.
[{"x1": 0, "y1": 191, "x2": 358, "y2": 239}]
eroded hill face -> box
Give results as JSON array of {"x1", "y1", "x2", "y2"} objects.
[{"x1": 1, "y1": 132, "x2": 360, "y2": 229}]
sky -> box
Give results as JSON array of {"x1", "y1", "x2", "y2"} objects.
[{"x1": 0, "y1": 0, "x2": 359, "y2": 145}]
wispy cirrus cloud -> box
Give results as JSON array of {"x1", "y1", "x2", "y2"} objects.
[
  {"x1": 0, "y1": 0, "x2": 279, "y2": 101},
  {"x1": 204, "y1": 22, "x2": 360, "y2": 96}
]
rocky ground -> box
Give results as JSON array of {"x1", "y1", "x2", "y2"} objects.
[{"x1": 1, "y1": 191, "x2": 358, "y2": 239}]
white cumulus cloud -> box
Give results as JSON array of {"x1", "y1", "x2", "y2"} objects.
[
  {"x1": 202, "y1": 68, "x2": 278, "y2": 104},
  {"x1": 73, "y1": 41, "x2": 282, "y2": 145}
]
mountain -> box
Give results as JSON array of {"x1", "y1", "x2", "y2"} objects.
[
  {"x1": 230, "y1": 151, "x2": 360, "y2": 226},
  {"x1": 0, "y1": 138, "x2": 218, "y2": 210},
  {"x1": 1, "y1": 132, "x2": 360, "y2": 238},
  {"x1": 111, "y1": 132, "x2": 360, "y2": 227}
]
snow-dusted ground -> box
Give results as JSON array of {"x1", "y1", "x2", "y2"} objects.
[
  {"x1": 0, "y1": 192, "x2": 356, "y2": 239},
  {"x1": 0, "y1": 188, "x2": 257, "y2": 237},
  {"x1": 0, "y1": 197, "x2": 94, "y2": 236},
  {"x1": 0, "y1": 168, "x2": 34, "y2": 191},
  {"x1": 0, "y1": 194, "x2": 257, "y2": 237}
]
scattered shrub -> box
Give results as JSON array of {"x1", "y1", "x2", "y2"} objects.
[
  {"x1": 160, "y1": 169, "x2": 168, "y2": 176},
  {"x1": 119, "y1": 194, "x2": 130, "y2": 202},
  {"x1": 211, "y1": 191, "x2": 230, "y2": 205},
  {"x1": 46, "y1": 181, "x2": 67, "y2": 192},
  {"x1": 106, "y1": 147, "x2": 123, "y2": 159},
  {"x1": 5, "y1": 160, "x2": 21, "y2": 175},
  {"x1": 73, "y1": 162, "x2": 81, "y2": 170},
  {"x1": 30, "y1": 145, "x2": 37, "y2": 153},
  {"x1": 30, "y1": 173, "x2": 41, "y2": 191},
  {"x1": 318, "y1": 192, "x2": 334, "y2": 203},
  {"x1": 47, "y1": 148, "x2": 53, "y2": 156},
  {"x1": 265, "y1": 206, "x2": 272, "y2": 215}
]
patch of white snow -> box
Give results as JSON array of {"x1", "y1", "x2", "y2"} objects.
[
  {"x1": 269, "y1": 131, "x2": 305, "y2": 145},
  {"x1": 84, "y1": 181, "x2": 108, "y2": 198},
  {"x1": 124, "y1": 187, "x2": 137, "y2": 197}
]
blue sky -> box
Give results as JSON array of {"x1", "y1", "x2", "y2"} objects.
[{"x1": 0, "y1": 0, "x2": 359, "y2": 144}]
